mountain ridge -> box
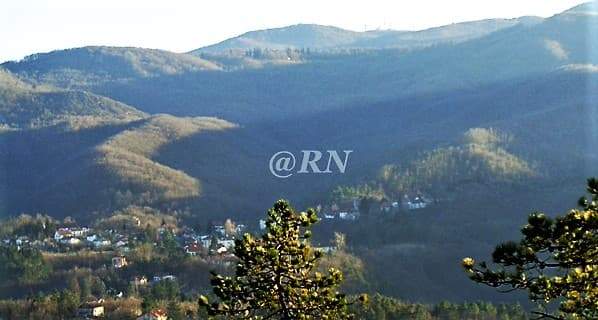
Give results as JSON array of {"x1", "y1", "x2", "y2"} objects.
[
  {"x1": 191, "y1": 17, "x2": 542, "y2": 54},
  {"x1": 1, "y1": 46, "x2": 221, "y2": 89}
]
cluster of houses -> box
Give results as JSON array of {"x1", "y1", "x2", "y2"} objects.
[
  {"x1": 2, "y1": 214, "x2": 371, "y2": 319},
  {"x1": 180, "y1": 223, "x2": 246, "y2": 258},
  {"x1": 2, "y1": 225, "x2": 131, "y2": 253},
  {"x1": 54, "y1": 227, "x2": 131, "y2": 252},
  {"x1": 76, "y1": 298, "x2": 168, "y2": 320},
  {"x1": 1, "y1": 218, "x2": 254, "y2": 261},
  {"x1": 316, "y1": 193, "x2": 434, "y2": 221}
]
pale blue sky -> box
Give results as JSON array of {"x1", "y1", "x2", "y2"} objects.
[{"x1": 1, "y1": 0, "x2": 588, "y2": 62}]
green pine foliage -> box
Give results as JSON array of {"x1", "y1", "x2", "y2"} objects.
[
  {"x1": 0, "y1": 246, "x2": 51, "y2": 285},
  {"x1": 0, "y1": 214, "x2": 57, "y2": 240},
  {"x1": 352, "y1": 294, "x2": 528, "y2": 320},
  {"x1": 199, "y1": 200, "x2": 367, "y2": 319},
  {"x1": 331, "y1": 184, "x2": 387, "y2": 203},
  {"x1": 463, "y1": 178, "x2": 598, "y2": 319}
]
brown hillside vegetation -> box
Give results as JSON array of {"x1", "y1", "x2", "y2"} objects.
[
  {"x1": 94, "y1": 206, "x2": 179, "y2": 232},
  {"x1": 94, "y1": 115, "x2": 237, "y2": 206},
  {"x1": 379, "y1": 128, "x2": 535, "y2": 196}
]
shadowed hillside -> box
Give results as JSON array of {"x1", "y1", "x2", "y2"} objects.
[
  {"x1": 0, "y1": 68, "x2": 145, "y2": 130},
  {"x1": 0, "y1": 114, "x2": 236, "y2": 219},
  {"x1": 95, "y1": 115, "x2": 236, "y2": 206}
]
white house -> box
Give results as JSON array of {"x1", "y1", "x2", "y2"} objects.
[
  {"x1": 407, "y1": 196, "x2": 428, "y2": 210},
  {"x1": 152, "y1": 275, "x2": 176, "y2": 283},
  {"x1": 54, "y1": 228, "x2": 72, "y2": 240},
  {"x1": 61, "y1": 237, "x2": 82, "y2": 245},
  {"x1": 115, "y1": 240, "x2": 128, "y2": 248},
  {"x1": 77, "y1": 299, "x2": 105, "y2": 318},
  {"x1": 94, "y1": 239, "x2": 111, "y2": 248},
  {"x1": 216, "y1": 246, "x2": 228, "y2": 255},
  {"x1": 338, "y1": 212, "x2": 358, "y2": 221},
  {"x1": 15, "y1": 236, "x2": 30, "y2": 246},
  {"x1": 217, "y1": 239, "x2": 235, "y2": 249},
  {"x1": 70, "y1": 227, "x2": 89, "y2": 237}
]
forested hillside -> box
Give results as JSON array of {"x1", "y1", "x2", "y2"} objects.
[
  {"x1": 2, "y1": 47, "x2": 221, "y2": 89},
  {"x1": 2, "y1": 4, "x2": 595, "y2": 124},
  {"x1": 378, "y1": 128, "x2": 535, "y2": 197},
  {"x1": 0, "y1": 68, "x2": 145, "y2": 130}
]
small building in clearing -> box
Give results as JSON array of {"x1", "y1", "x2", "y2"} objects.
[
  {"x1": 77, "y1": 299, "x2": 105, "y2": 319},
  {"x1": 112, "y1": 256, "x2": 128, "y2": 269},
  {"x1": 137, "y1": 309, "x2": 167, "y2": 320}
]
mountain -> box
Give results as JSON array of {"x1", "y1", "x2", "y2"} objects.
[
  {"x1": 0, "y1": 2, "x2": 597, "y2": 304},
  {"x1": 349, "y1": 17, "x2": 542, "y2": 49},
  {"x1": 192, "y1": 18, "x2": 541, "y2": 53},
  {"x1": 0, "y1": 68, "x2": 145, "y2": 130},
  {"x1": 1, "y1": 6, "x2": 594, "y2": 125},
  {"x1": 3, "y1": 6, "x2": 587, "y2": 125},
  {"x1": 376, "y1": 128, "x2": 535, "y2": 197},
  {"x1": 122, "y1": 68, "x2": 594, "y2": 224},
  {"x1": 562, "y1": 1, "x2": 598, "y2": 15},
  {"x1": 0, "y1": 113, "x2": 236, "y2": 219},
  {"x1": 194, "y1": 24, "x2": 367, "y2": 52},
  {"x1": 92, "y1": 114, "x2": 236, "y2": 208},
  {"x1": 3, "y1": 68, "x2": 590, "y2": 301},
  {"x1": 1, "y1": 46, "x2": 221, "y2": 89}
]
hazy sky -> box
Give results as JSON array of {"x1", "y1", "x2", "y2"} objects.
[{"x1": 1, "y1": 0, "x2": 588, "y2": 62}]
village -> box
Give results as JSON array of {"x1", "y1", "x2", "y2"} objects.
[
  {"x1": 2, "y1": 192, "x2": 436, "y2": 258},
  {"x1": 316, "y1": 193, "x2": 435, "y2": 221},
  {"x1": 0, "y1": 218, "x2": 255, "y2": 319},
  {"x1": 1, "y1": 220, "x2": 249, "y2": 260},
  {"x1": 0, "y1": 193, "x2": 435, "y2": 319}
]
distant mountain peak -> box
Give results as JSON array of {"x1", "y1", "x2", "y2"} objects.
[
  {"x1": 191, "y1": 17, "x2": 539, "y2": 54},
  {"x1": 561, "y1": 1, "x2": 598, "y2": 16},
  {"x1": 194, "y1": 24, "x2": 361, "y2": 53}
]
